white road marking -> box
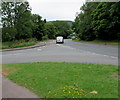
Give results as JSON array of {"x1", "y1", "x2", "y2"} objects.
[
  {"x1": 91, "y1": 52, "x2": 117, "y2": 59},
  {"x1": 3, "y1": 53, "x2": 25, "y2": 56},
  {"x1": 56, "y1": 44, "x2": 75, "y2": 49},
  {"x1": 56, "y1": 44, "x2": 61, "y2": 46},
  {"x1": 36, "y1": 46, "x2": 46, "y2": 51},
  {"x1": 56, "y1": 44, "x2": 118, "y2": 59},
  {"x1": 37, "y1": 49, "x2": 42, "y2": 51}
]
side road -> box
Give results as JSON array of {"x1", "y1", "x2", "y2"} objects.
[{"x1": 1, "y1": 40, "x2": 54, "y2": 52}]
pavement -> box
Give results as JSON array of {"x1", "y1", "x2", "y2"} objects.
[{"x1": 2, "y1": 76, "x2": 39, "y2": 98}]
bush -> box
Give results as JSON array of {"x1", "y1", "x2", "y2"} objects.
[{"x1": 42, "y1": 35, "x2": 48, "y2": 40}]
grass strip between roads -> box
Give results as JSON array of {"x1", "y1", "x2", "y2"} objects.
[{"x1": 2, "y1": 62, "x2": 118, "y2": 98}]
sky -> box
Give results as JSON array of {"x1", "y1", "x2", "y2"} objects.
[{"x1": 28, "y1": 0, "x2": 85, "y2": 21}]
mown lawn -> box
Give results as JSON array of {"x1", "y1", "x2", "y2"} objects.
[{"x1": 2, "y1": 62, "x2": 118, "y2": 98}]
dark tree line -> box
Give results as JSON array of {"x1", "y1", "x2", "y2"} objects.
[
  {"x1": 2, "y1": 2, "x2": 33, "y2": 41},
  {"x1": 72, "y1": 2, "x2": 120, "y2": 41},
  {"x1": 1, "y1": 1, "x2": 46, "y2": 42},
  {"x1": 1, "y1": 1, "x2": 72, "y2": 42},
  {"x1": 52, "y1": 21, "x2": 72, "y2": 39}
]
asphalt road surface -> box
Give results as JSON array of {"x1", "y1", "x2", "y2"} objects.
[{"x1": 2, "y1": 39, "x2": 118, "y2": 65}]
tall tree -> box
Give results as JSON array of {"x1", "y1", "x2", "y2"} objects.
[
  {"x1": 44, "y1": 22, "x2": 57, "y2": 39},
  {"x1": 73, "y1": 2, "x2": 120, "y2": 41},
  {"x1": 92, "y1": 2, "x2": 120, "y2": 40},
  {"x1": 1, "y1": 1, "x2": 33, "y2": 41},
  {"x1": 14, "y1": 2, "x2": 33, "y2": 40},
  {"x1": 31, "y1": 14, "x2": 45, "y2": 41},
  {"x1": 1, "y1": 2, "x2": 16, "y2": 41},
  {"x1": 52, "y1": 21, "x2": 72, "y2": 39},
  {"x1": 73, "y1": 2, "x2": 99, "y2": 41}
]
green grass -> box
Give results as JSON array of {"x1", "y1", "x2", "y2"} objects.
[
  {"x1": 1, "y1": 39, "x2": 38, "y2": 49},
  {"x1": 2, "y1": 62, "x2": 118, "y2": 98},
  {"x1": 74, "y1": 39, "x2": 119, "y2": 46}
]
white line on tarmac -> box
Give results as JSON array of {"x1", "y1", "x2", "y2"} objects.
[
  {"x1": 57, "y1": 44, "x2": 118, "y2": 59},
  {"x1": 3, "y1": 53, "x2": 25, "y2": 56},
  {"x1": 56, "y1": 44, "x2": 61, "y2": 46},
  {"x1": 37, "y1": 49, "x2": 42, "y2": 51},
  {"x1": 91, "y1": 52, "x2": 118, "y2": 59}
]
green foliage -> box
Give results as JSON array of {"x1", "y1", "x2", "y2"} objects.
[
  {"x1": 42, "y1": 35, "x2": 48, "y2": 40},
  {"x1": 73, "y1": 3, "x2": 99, "y2": 41},
  {"x1": 52, "y1": 21, "x2": 72, "y2": 39},
  {"x1": 31, "y1": 14, "x2": 45, "y2": 41},
  {"x1": 73, "y1": 2, "x2": 120, "y2": 41},
  {"x1": 2, "y1": 27, "x2": 17, "y2": 41},
  {"x1": 68, "y1": 32, "x2": 78, "y2": 39},
  {"x1": 1, "y1": 2, "x2": 46, "y2": 42},
  {"x1": 44, "y1": 22, "x2": 57, "y2": 39},
  {"x1": 1, "y1": 1, "x2": 73, "y2": 42},
  {"x1": 15, "y1": 6, "x2": 33, "y2": 40},
  {"x1": 92, "y1": 2, "x2": 120, "y2": 40},
  {"x1": 1, "y1": 1, "x2": 33, "y2": 42}
]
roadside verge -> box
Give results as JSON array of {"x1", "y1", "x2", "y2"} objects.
[{"x1": 0, "y1": 41, "x2": 46, "y2": 52}]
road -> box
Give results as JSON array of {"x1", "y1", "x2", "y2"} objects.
[{"x1": 2, "y1": 39, "x2": 118, "y2": 65}]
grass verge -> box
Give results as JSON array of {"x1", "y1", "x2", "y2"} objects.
[
  {"x1": 2, "y1": 62, "x2": 118, "y2": 98},
  {"x1": 1, "y1": 39, "x2": 38, "y2": 49},
  {"x1": 74, "y1": 39, "x2": 119, "y2": 46}
]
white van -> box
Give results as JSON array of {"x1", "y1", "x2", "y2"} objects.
[{"x1": 56, "y1": 36, "x2": 64, "y2": 44}]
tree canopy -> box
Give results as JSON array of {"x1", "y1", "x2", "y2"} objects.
[
  {"x1": 52, "y1": 21, "x2": 72, "y2": 39},
  {"x1": 1, "y1": 1, "x2": 73, "y2": 42},
  {"x1": 1, "y1": 1, "x2": 33, "y2": 41},
  {"x1": 72, "y1": 2, "x2": 120, "y2": 41}
]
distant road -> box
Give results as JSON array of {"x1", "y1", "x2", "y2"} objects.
[
  {"x1": 2, "y1": 39, "x2": 118, "y2": 65},
  {"x1": 64, "y1": 39, "x2": 118, "y2": 57}
]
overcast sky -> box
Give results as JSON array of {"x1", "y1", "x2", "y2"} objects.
[{"x1": 28, "y1": 0, "x2": 85, "y2": 21}]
